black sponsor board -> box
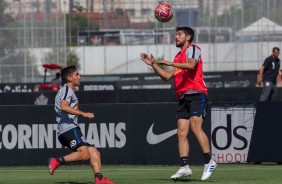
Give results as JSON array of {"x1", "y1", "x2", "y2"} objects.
[
  {"x1": 1, "y1": 87, "x2": 270, "y2": 105},
  {"x1": 0, "y1": 71, "x2": 258, "y2": 93},
  {"x1": 1, "y1": 87, "x2": 278, "y2": 105},
  {"x1": 247, "y1": 102, "x2": 282, "y2": 163},
  {"x1": 0, "y1": 83, "x2": 35, "y2": 93},
  {"x1": 0, "y1": 70, "x2": 272, "y2": 105},
  {"x1": 0, "y1": 103, "x2": 211, "y2": 166},
  {"x1": 204, "y1": 71, "x2": 257, "y2": 88},
  {"x1": 0, "y1": 90, "x2": 176, "y2": 105}
]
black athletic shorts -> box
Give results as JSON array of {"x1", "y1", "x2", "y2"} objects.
[
  {"x1": 176, "y1": 93, "x2": 208, "y2": 120},
  {"x1": 58, "y1": 127, "x2": 90, "y2": 151}
]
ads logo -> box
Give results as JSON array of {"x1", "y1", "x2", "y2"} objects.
[
  {"x1": 0, "y1": 123, "x2": 126, "y2": 150},
  {"x1": 70, "y1": 140, "x2": 77, "y2": 148},
  {"x1": 212, "y1": 114, "x2": 247, "y2": 150},
  {"x1": 211, "y1": 107, "x2": 255, "y2": 163},
  {"x1": 146, "y1": 123, "x2": 177, "y2": 145}
]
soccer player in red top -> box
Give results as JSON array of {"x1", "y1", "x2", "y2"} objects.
[{"x1": 140, "y1": 27, "x2": 216, "y2": 181}]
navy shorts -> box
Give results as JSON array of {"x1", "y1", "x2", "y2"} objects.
[
  {"x1": 176, "y1": 93, "x2": 208, "y2": 120},
  {"x1": 58, "y1": 127, "x2": 90, "y2": 151}
]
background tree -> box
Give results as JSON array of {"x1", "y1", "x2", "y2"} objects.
[
  {"x1": 0, "y1": 0, "x2": 38, "y2": 83},
  {"x1": 66, "y1": 14, "x2": 99, "y2": 46},
  {"x1": 43, "y1": 48, "x2": 80, "y2": 75},
  {"x1": 67, "y1": 1, "x2": 99, "y2": 46},
  {"x1": 0, "y1": 0, "x2": 17, "y2": 56}
]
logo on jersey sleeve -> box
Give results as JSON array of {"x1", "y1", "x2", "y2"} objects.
[{"x1": 174, "y1": 67, "x2": 182, "y2": 75}]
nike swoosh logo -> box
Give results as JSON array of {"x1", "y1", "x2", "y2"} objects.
[{"x1": 146, "y1": 123, "x2": 177, "y2": 145}]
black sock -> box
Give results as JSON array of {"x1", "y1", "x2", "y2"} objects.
[
  {"x1": 95, "y1": 173, "x2": 103, "y2": 180},
  {"x1": 203, "y1": 152, "x2": 211, "y2": 164},
  {"x1": 180, "y1": 156, "x2": 188, "y2": 166},
  {"x1": 56, "y1": 157, "x2": 65, "y2": 164}
]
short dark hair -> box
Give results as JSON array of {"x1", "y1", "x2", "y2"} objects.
[
  {"x1": 176, "y1": 27, "x2": 194, "y2": 43},
  {"x1": 273, "y1": 47, "x2": 280, "y2": 52},
  {"x1": 61, "y1": 65, "x2": 76, "y2": 84}
]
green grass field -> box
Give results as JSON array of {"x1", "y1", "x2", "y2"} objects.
[{"x1": 0, "y1": 164, "x2": 282, "y2": 184}]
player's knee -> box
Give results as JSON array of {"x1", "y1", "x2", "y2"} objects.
[
  {"x1": 191, "y1": 124, "x2": 201, "y2": 134},
  {"x1": 177, "y1": 128, "x2": 187, "y2": 138},
  {"x1": 79, "y1": 147, "x2": 90, "y2": 160},
  {"x1": 95, "y1": 149, "x2": 100, "y2": 157},
  {"x1": 190, "y1": 124, "x2": 197, "y2": 133},
  {"x1": 90, "y1": 147, "x2": 100, "y2": 158},
  {"x1": 81, "y1": 151, "x2": 90, "y2": 160},
  {"x1": 190, "y1": 118, "x2": 202, "y2": 134}
]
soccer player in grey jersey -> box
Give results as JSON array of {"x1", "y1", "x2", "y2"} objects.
[
  {"x1": 49, "y1": 65, "x2": 114, "y2": 184},
  {"x1": 55, "y1": 79, "x2": 80, "y2": 136}
]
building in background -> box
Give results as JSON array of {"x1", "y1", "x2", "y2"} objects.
[
  {"x1": 1, "y1": 0, "x2": 282, "y2": 82},
  {"x1": 7, "y1": 0, "x2": 243, "y2": 24}
]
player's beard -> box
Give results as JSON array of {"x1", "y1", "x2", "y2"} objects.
[
  {"x1": 74, "y1": 80, "x2": 80, "y2": 86},
  {"x1": 176, "y1": 40, "x2": 185, "y2": 48}
]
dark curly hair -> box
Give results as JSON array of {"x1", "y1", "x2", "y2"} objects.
[{"x1": 176, "y1": 27, "x2": 194, "y2": 43}]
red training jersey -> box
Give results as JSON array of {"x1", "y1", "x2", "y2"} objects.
[{"x1": 173, "y1": 44, "x2": 208, "y2": 99}]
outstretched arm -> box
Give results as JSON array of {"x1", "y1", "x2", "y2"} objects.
[
  {"x1": 140, "y1": 53, "x2": 174, "y2": 81},
  {"x1": 157, "y1": 58, "x2": 197, "y2": 70}
]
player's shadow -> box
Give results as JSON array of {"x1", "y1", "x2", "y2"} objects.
[
  {"x1": 172, "y1": 178, "x2": 215, "y2": 182},
  {"x1": 56, "y1": 182, "x2": 92, "y2": 184},
  {"x1": 153, "y1": 178, "x2": 200, "y2": 182}
]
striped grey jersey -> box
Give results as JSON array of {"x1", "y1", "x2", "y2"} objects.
[{"x1": 55, "y1": 84, "x2": 79, "y2": 136}]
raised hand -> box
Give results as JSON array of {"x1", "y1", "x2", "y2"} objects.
[
  {"x1": 82, "y1": 112, "x2": 94, "y2": 119},
  {"x1": 140, "y1": 53, "x2": 155, "y2": 66}
]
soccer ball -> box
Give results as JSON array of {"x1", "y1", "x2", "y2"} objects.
[{"x1": 154, "y1": 3, "x2": 173, "y2": 23}]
